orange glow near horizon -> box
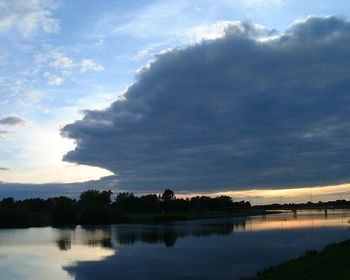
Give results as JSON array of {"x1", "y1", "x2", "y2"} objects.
[
  {"x1": 232, "y1": 210, "x2": 350, "y2": 232},
  {"x1": 176, "y1": 183, "x2": 350, "y2": 204}
]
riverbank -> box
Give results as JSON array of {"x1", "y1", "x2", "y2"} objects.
[
  {"x1": 242, "y1": 239, "x2": 350, "y2": 280},
  {"x1": 0, "y1": 208, "x2": 273, "y2": 228}
]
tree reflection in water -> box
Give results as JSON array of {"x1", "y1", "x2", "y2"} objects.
[
  {"x1": 55, "y1": 218, "x2": 247, "y2": 252},
  {"x1": 115, "y1": 219, "x2": 246, "y2": 247},
  {"x1": 56, "y1": 238, "x2": 71, "y2": 251}
]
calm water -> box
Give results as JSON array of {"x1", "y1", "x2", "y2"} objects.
[{"x1": 0, "y1": 210, "x2": 350, "y2": 280}]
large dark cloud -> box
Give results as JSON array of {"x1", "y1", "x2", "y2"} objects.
[{"x1": 62, "y1": 16, "x2": 350, "y2": 193}]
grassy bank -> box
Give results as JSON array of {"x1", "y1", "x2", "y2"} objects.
[
  {"x1": 242, "y1": 240, "x2": 350, "y2": 280},
  {"x1": 126, "y1": 209, "x2": 271, "y2": 223}
]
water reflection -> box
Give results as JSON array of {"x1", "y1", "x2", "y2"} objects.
[
  {"x1": 51, "y1": 219, "x2": 249, "y2": 252},
  {"x1": 54, "y1": 226, "x2": 113, "y2": 251},
  {"x1": 0, "y1": 210, "x2": 349, "y2": 280},
  {"x1": 0, "y1": 227, "x2": 115, "y2": 280},
  {"x1": 56, "y1": 238, "x2": 71, "y2": 251},
  {"x1": 115, "y1": 219, "x2": 247, "y2": 248},
  {"x1": 109, "y1": 210, "x2": 349, "y2": 248},
  {"x1": 245, "y1": 209, "x2": 349, "y2": 231}
]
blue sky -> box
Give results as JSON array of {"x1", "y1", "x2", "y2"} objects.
[{"x1": 1, "y1": 0, "x2": 350, "y2": 202}]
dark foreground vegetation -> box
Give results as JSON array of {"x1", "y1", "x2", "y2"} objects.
[
  {"x1": 0, "y1": 189, "x2": 256, "y2": 228},
  {"x1": 242, "y1": 240, "x2": 350, "y2": 280}
]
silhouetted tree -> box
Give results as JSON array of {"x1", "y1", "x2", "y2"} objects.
[
  {"x1": 51, "y1": 196, "x2": 77, "y2": 226},
  {"x1": 114, "y1": 192, "x2": 138, "y2": 212},
  {"x1": 0, "y1": 197, "x2": 15, "y2": 208},
  {"x1": 161, "y1": 189, "x2": 175, "y2": 211},
  {"x1": 78, "y1": 190, "x2": 113, "y2": 225},
  {"x1": 139, "y1": 194, "x2": 160, "y2": 212},
  {"x1": 0, "y1": 188, "x2": 257, "y2": 228},
  {"x1": 162, "y1": 189, "x2": 175, "y2": 201}
]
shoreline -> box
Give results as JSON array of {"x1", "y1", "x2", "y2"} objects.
[
  {"x1": 0, "y1": 209, "x2": 276, "y2": 229},
  {"x1": 242, "y1": 239, "x2": 350, "y2": 280}
]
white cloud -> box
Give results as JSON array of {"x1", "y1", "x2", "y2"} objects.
[
  {"x1": 79, "y1": 59, "x2": 104, "y2": 73},
  {"x1": 0, "y1": 130, "x2": 13, "y2": 139},
  {"x1": 47, "y1": 75, "x2": 63, "y2": 85},
  {"x1": 33, "y1": 51, "x2": 104, "y2": 80},
  {"x1": 0, "y1": 15, "x2": 14, "y2": 31},
  {"x1": 187, "y1": 21, "x2": 240, "y2": 42},
  {"x1": 52, "y1": 55, "x2": 74, "y2": 69},
  {"x1": 241, "y1": 0, "x2": 284, "y2": 6},
  {"x1": 25, "y1": 90, "x2": 43, "y2": 103},
  {"x1": 40, "y1": 107, "x2": 50, "y2": 114},
  {"x1": 0, "y1": 0, "x2": 60, "y2": 38},
  {"x1": 15, "y1": 90, "x2": 43, "y2": 108},
  {"x1": 187, "y1": 20, "x2": 269, "y2": 42},
  {"x1": 0, "y1": 123, "x2": 113, "y2": 184}
]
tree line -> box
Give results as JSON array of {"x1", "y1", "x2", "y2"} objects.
[
  {"x1": 0, "y1": 189, "x2": 250, "y2": 228},
  {"x1": 254, "y1": 199, "x2": 350, "y2": 210}
]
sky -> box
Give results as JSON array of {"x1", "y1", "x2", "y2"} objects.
[{"x1": 1, "y1": 0, "x2": 350, "y2": 203}]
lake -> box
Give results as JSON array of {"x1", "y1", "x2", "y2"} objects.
[{"x1": 0, "y1": 209, "x2": 349, "y2": 280}]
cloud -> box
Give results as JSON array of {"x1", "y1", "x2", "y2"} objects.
[
  {"x1": 0, "y1": 0, "x2": 59, "y2": 38},
  {"x1": 79, "y1": 59, "x2": 104, "y2": 73},
  {"x1": 242, "y1": 0, "x2": 284, "y2": 6},
  {"x1": 15, "y1": 90, "x2": 43, "y2": 108},
  {"x1": 0, "y1": 130, "x2": 11, "y2": 138},
  {"x1": 24, "y1": 90, "x2": 43, "y2": 103},
  {"x1": 0, "y1": 176, "x2": 117, "y2": 199},
  {"x1": 187, "y1": 21, "x2": 272, "y2": 42},
  {"x1": 62, "y1": 16, "x2": 350, "y2": 193},
  {"x1": 33, "y1": 51, "x2": 103, "y2": 83},
  {"x1": 47, "y1": 75, "x2": 63, "y2": 85},
  {"x1": 0, "y1": 116, "x2": 27, "y2": 126},
  {"x1": 52, "y1": 55, "x2": 74, "y2": 69},
  {"x1": 187, "y1": 21, "x2": 242, "y2": 42}
]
